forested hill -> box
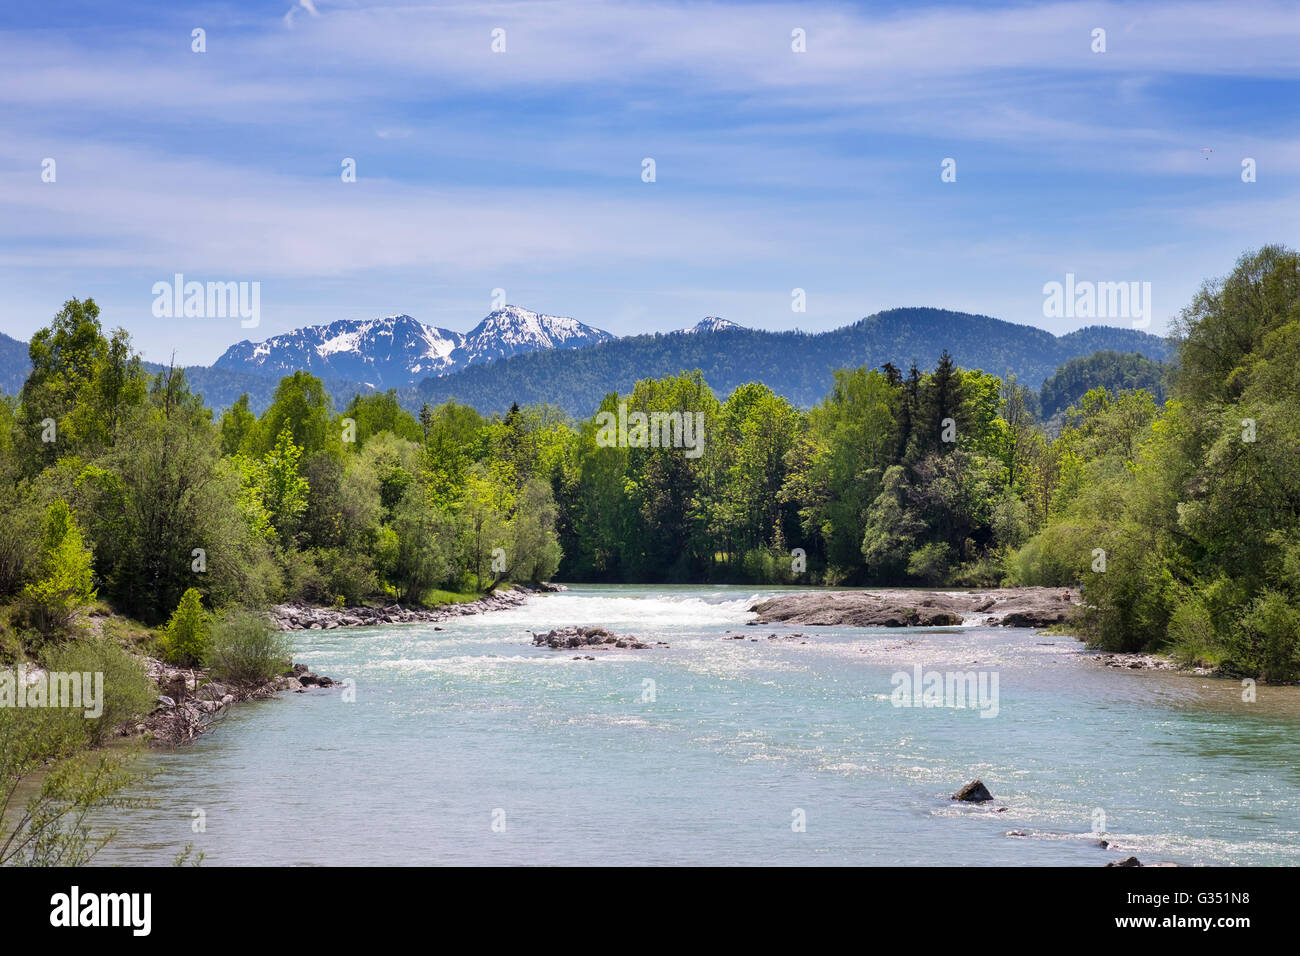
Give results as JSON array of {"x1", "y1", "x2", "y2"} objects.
[
  {"x1": 1, "y1": 308, "x2": 1172, "y2": 415},
  {"x1": 1038, "y1": 350, "x2": 1169, "y2": 421},
  {"x1": 406, "y1": 308, "x2": 1174, "y2": 415},
  {"x1": 0, "y1": 331, "x2": 27, "y2": 394}
]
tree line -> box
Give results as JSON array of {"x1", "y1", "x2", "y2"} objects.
[{"x1": 1, "y1": 246, "x2": 1297, "y2": 680}]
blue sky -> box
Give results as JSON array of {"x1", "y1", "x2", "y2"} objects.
[{"x1": 1, "y1": 0, "x2": 1297, "y2": 365}]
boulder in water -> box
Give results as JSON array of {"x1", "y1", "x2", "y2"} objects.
[{"x1": 951, "y1": 779, "x2": 994, "y2": 802}]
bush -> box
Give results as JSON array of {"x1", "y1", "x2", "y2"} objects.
[
  {"x1": 906, "y1": 542, "x2": 952, "y2": 585},
  {"x1": 42, "y1": 634, "x2": 156, "y2": 746},
  {"x1": 158, "y1": 588, "x2": 210, "y2": 667},
  {"x1": 314, "y1": 547, "x2": 379, "y2": 606},
  {"x1": 1228, "y1": 590, "x2": 1300, "y2": 682},
  {"x1": 1008, "y1": 522, "x2": 1088, "y2": 586},
  {"x1": 1166, "y1": 588, "x2": 1220, "y2": 670},
  {"x1": 0, "y1": 492, "x2": 42, "y2": 598},
  {"x1": 1, "y1": 633, "x2": 151, "y2": 865},
  {"x1": 740, "y1": 547, "x2": 785, "y2": 584},
  {"x1": 205, "y1": 608, "x2": 292, "y2": 686},
  {"x1": 280, "y1": 547, "x2": 326, "y2": 604},
  {"x1": 952, "y1": 553, "x2": 1004, "y2": 587},
  {"x1": 0, "y1": 741, "x2": 143, "y2": 867}
]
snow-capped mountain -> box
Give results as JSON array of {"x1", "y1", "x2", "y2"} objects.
[
  {"x1": 213, "y1": 307, "x2": 612, "y2": 387},
  {"x1": 459, "y1": 306, "x2": 614, "y2": 366},
  {"x1": 683, "y1": 316, "x2": 744, "y2": 334}
]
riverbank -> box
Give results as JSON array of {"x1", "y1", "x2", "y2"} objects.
[
  {"x1": 270, "y1": 582, "x2": 561, "y2": 631},
  {"x1": 1090, "y1": 651, "x2": 1213, "y2": 675},
  {"x1": 130, "y1": 658, "x2": 341, "y2": 746},
  {"x1": 748, "y1": 586, "x2": 1078, "y2": 628}
]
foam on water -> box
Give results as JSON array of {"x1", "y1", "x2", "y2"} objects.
[{"x1": 456, "y1": 588, "x2": 762, "y2": 633}]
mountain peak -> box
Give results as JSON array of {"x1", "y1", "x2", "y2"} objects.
[
  {"x1": 684, "y1": 316, "x2": 743, "y2": 334},
  {"x1": 460, "y1": 306, "x2": 613, "y2": 365}
]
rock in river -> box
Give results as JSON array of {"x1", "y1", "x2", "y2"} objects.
[
  {"x1": 749, "y1": 587, "x2": 1078, "y2": 629},
  {"x1": 952, "y1": 779, "x2": 995, "y2": 802},
  {"x1": 530, "y1": 626, "x2": 655, "y2": 651}
]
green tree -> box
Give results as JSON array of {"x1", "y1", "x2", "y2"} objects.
[
  {"x1": 258, "y1": 426, "x2": 310, "y2": 542},
  {"x1": 22, "y1": 501, "x2": 97, "y2": 632},
  {"x1": 159, "y1": 587, "x2": 211, "y2": 667},
  {"x1": 391, "y1": 485, "x2": 455, "y2": 602}
]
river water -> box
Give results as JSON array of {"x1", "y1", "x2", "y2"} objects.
[{"x1": 94, "y1": 585, "x2": 1300, "y2": 866}]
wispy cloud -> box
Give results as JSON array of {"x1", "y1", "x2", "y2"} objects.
[{"x1": 0, "y1": 0, "x2": 1295, "y2": 361}]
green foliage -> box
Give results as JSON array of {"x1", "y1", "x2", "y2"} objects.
[
  {"x1": 159, "y1": 588, "x2": 210, "y2": 667},
  {"x1": 4, "y1": 254, "x2": 1299, "y2": 680},
  {"x1": 391, "y1": 484, "x2": 456, "y2": 602},
  {"x1": 205, "y1": 608, "x2": 292, "y2": 686},
  {"x1": 342, "y1": 390, "x2": 422, "y2": 447},
  {"x1": 0, "y1": 488, "x2": 43, "y2": 598},
  {"x1": 1230, "y1": 591, "x2": 1300, "y2": 682},
  {"x1": 1010, "y1": 246, "x2": 1300, "y2": 677},
  {"x1": 500, "y1": 478, "x2": 562, "y2": 583},
  {"x1": 0, "y1": 631, "x2": 153, "y2": 866},
  {"x1": 0, "y1": 745, "x2": 144, "y2": 867},
  {"x1": 79, "y1": 402, "x2": 279, "y2": 623},
  {"x1": 219, "y1": 393, "x2": 256, "y2": 456},
  {"x1": 906, "y1": 541, "x2": 953, "y2": 584},
  {"x1": 41, "y1": 634, "x2": 156, "y2": 747},
  {"x1": 310, "y1": 548, "x2": 380, "y2": 606},
  {"x1": 257, "y1": 426, "x2": 310, "y2": 541},
  {"x1": 22, "y1": 501, "x2": 97, "y2": 633},
  {"x1": 255, "y1": 371, "x2": 334, "y2": 457}
]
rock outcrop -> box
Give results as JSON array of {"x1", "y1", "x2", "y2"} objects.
[
  {"x1": 749, "y1": 587, "x2": 1078, "y2": 629},
  {"x1": 530, "y1": 626, "x2": 659, "y2": 651}
]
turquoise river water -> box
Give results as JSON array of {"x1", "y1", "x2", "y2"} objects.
[{"x1": 93, "y1": 585, "x2": 1300, "y2": 866}]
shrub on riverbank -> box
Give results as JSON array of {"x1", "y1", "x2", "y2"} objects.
[
  {"x1": 158, "y1": 588, "x2": 210, "y2": 667},
  {"x1": 1, "y1": 628, "x2": 153, "y2": 866},
  {"x1": 205, "y1": 608, "x2": 292, "y2": 686},
  {"x1": 1011, "y1": 246, "x2": 1300, "y2": 679},
  {"x1": 41, "y1": 634, "x2": 155, "y2": 746}
]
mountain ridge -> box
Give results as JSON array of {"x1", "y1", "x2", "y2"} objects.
[
  {"x1": 1, "y1": 307, "x2": 1174, "y2": 417},
  {"x1": 213, "y1": 306, "x2": 613, "y2": 388},
  {"x1": 403, "y1": 307, "x2": 1175, "y2": 415}
]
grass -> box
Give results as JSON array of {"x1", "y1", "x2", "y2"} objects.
[{"x1": 423, "y1": 588, "x2": 490, "y2": 607}]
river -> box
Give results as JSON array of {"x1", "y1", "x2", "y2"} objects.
[{"x1": 93, "y1": 585, "x2": 1300, "y2": 866}]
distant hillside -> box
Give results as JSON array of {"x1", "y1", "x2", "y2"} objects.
[
  {"x1": 1, "y1": 307, "x2": 1176, "y2": 417},
  {"x1": 0, "y1": 332, "x2": 27, "y2": 395},
  {"x1": 1038, "y1": 350, "x2": 1170, "y2": 420},
  {"x1": 405, "y1": 308, "x2": 1176, "y2": 416}
]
